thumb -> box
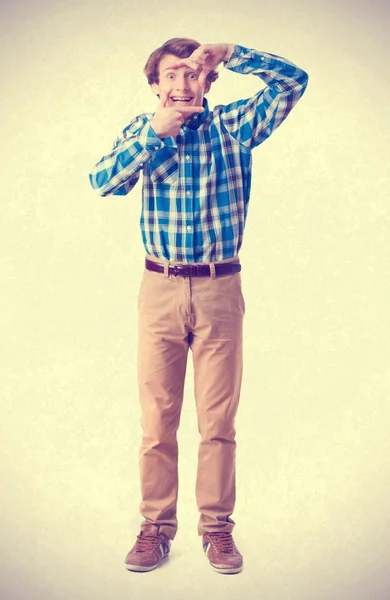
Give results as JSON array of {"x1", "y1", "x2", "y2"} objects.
[
  {"x1": 159, "y1": 89, "x2": 169, "y2": 107},
  {"x1": 198, "y1": 68, "x2": 210, "y2": 88}
]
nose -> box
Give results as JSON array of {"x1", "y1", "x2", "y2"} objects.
[{"x1": 175, "y1": 74, "x2": 190, "y2": 90}]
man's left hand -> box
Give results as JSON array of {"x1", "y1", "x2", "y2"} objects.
[{"x1": 172, "y1": 43, "x2": 234, "y2": 87}]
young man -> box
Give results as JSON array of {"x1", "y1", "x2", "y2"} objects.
[{"x1": 89, "y1": 38, "x2": 309, "y2": 574}]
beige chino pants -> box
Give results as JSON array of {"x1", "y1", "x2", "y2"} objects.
[{"x1": 137, "y1": 254, "x2": 245, "y2": 540}]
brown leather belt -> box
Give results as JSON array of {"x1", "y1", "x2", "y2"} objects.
[{"x1": 145, "y1": 258, "x2": 241, "y2": 278}]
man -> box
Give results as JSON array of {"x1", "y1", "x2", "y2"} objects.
[{"x1": 89, "y1": 38, "x2": 309, "y2": 574}]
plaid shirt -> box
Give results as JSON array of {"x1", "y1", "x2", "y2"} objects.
[{"x1": 89, "y1": 44, "x2": 309, "y2": 263}]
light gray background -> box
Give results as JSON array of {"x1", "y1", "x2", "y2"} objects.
[{"x1": 1, "y1": 0, "x2": 390, "y2": 598}]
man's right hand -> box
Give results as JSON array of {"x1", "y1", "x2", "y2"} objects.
[{"x1": 150, "y1": 90, "x2": 204, "y2": 139}]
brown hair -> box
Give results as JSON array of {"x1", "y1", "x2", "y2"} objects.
[{"x1": 144, "y1": 37, "x2": 219, "y2": 86}]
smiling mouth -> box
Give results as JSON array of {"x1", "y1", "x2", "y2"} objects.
[{"x1": 171, "y1": 97, "x2": 193, "y2": 103}]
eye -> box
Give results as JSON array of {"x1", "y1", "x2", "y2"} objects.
[
  {"x1": 188, "y1": 73, "x2": 197, "y2": 79},
  {"x1": 166, "y1": 73, "x2": 174, "y2": 79}
]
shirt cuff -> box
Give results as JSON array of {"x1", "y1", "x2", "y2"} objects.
[
  {"x1": 224, "y1": 44, "x2": 272, "y2": 68},
  {"x1": 138, "y1": 120, "x2": 164, "y2": 152},
  {"x1": 223, "y1": 44, "x2": 240, "y2": 66}
]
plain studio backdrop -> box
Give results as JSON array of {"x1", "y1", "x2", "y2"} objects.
[{"x1": 1, "y1": 0, "x2": 389, "y2": 599}]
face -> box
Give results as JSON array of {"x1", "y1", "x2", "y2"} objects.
[{"x1": 151, "y1": 53, "x2": 211, "y2": 112}]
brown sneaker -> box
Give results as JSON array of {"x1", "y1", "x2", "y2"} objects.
[
  {"x1": 202, "y1": 532, "x2": 243, "y2": 574},
  {"x1": 124, "y1": 523, "x2": 171, "y2": 572}
]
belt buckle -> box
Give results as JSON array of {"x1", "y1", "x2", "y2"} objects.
[{"x1": 173, "y1": 265, "x2": 179, "y2": 277}]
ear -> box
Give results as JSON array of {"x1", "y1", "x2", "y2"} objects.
[
  {"x1": 203, "y1": 80, "x2": 212, "y2": 94},
  {"x1": 151, "y1": 82, "x2": 160, "y2": 96}
]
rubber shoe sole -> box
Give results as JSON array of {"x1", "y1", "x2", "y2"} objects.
[{"x1": 209, "y1": 563, "x2": 243, "y2": 574}]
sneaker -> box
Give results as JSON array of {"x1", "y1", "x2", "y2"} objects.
[
  {"x1": 202, "y1": 532, "x2": 243, "y2": 574},
  {"x1": 124, "y1": 523, "x2": 171, "y2": 572}
]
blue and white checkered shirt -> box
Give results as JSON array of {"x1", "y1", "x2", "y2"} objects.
[{"x1": 89, "y1": 44, "x2": 309, "y2": 263}]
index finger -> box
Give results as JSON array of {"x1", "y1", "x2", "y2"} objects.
[
  {"x1": 175, "y1": 106, "x2": 205, "y2": 114},
  {"x1": 167, "y1": 59, "x2": 202, "y2": 71}
]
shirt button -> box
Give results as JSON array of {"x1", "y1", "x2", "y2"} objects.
[
  {"x1": 140, "y1": 163, "x2": 144, "y2": 167},
  {"x1": 193, "y1": 115, "x2": 198, "y2": 119},
  {"x1": 154, "y1": 145, "x2": 159, "y2": 150},
  {"x1": 185, "y1": 155, "x2": 191, "y2": 161},
  {"x1": 186, "y1": 226, "x2": 192, "y2": 232},
  {"x1": 186, "y1": 191, "x2": 191, "y2": 197}
]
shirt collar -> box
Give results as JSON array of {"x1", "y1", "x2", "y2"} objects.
[{"x1": 187, "y1": 97, "x2": 209, "y2": 129}]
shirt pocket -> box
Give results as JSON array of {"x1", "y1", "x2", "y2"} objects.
[{"x1": 149, "y1": 148, "x2": 179, "y2": 184}]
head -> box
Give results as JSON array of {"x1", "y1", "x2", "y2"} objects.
[{"x1": 144, "y1": 37, "x2": 219, "y2": 109}]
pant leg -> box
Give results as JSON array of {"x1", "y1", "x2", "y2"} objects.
[
  {"x1": 190, "y1": 271, "x2": 245, "y2": 535},
  {"x1": 137, "y1": 269, "x2": 190, "y2": 540}
]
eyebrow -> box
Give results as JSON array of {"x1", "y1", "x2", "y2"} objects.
[{"x1": 162, "y1": 66, "x2": 195, "y2": 72}]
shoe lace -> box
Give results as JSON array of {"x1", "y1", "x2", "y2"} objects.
[
  {"x1": 134, "y1": 532, "x2": 161, "y2": 552},
  {"x1": 208, "y1": 532, "x2": 236, "y2": 553}
]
